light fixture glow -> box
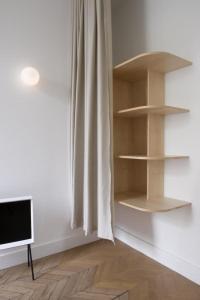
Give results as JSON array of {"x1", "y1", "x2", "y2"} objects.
[{"x1": 20, "y1": 67, "x2": 40, "y2": 86}]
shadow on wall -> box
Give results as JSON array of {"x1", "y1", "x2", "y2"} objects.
[
  {"x1": 112, "y1": 0, "x2": 195, "y2": 248},
  {"x1": 112, "y1": 0, "x2": 147, "y2": 65},
  {"x1": 114, "y1": 158, "x2": 193, "y2": 247},
  {"x1": 39, "y1": 78, "x2": 68, "y2": 102},
  {"x1": 115, "y1": 204, "x2": 155, "y2": 244},
  {"x1": 115, "y1": 202, "x2": 193, "y2": 246},
  {"x1": 112, "y1": 0, "x2": 152, "y2": 243}
]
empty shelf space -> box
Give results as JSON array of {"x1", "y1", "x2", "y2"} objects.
[
  {"x1": 115, "y1": 192, "x2": 191, "y2": 212},
  {"x1": 115, "y1": 105, "x2": 189, "y2": 118},
  {"x1": 113, "y1": 52, "x2": 192, "y2": 81},
  {"x1": 116, "y1": 155, "x2": 189, "y2": 160}
]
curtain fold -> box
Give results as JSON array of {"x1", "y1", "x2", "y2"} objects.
[{"x1": 69, "y1": 0, "x2": 114, "y2": 241}]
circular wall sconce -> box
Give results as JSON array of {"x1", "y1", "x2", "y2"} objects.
[{"x1": 20, "y1": 67, "x2": 40, "y2": 86}]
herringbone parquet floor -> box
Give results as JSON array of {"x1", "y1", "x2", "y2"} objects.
[{"x1": 0, "y1": 239, "x2": 200, "y2": 299}]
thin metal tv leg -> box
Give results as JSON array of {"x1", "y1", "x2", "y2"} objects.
[
  {"x1": 27, "y1": 244, "x2": 35, "y2": 280},
  {"x1": 27, "y1": 245, "x2": 30, "y2": 267}
]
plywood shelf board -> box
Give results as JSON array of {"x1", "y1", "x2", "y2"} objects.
[
  {"x1": 115, "y1": 105, "x2": 189, "y2": 117},
  {"x1": 115, "y1": 192, "x2": 191, "y2": 212},
  {"x1": 114, "y1": 52, "x2": 192, "y2": 81},
  {"x1": 116, "y1": 155, "x2": 189, "y2": 160}
]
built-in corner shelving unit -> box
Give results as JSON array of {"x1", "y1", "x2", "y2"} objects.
[{"x1": 113, "y1": 52, "x2": 192, "y2": 213}]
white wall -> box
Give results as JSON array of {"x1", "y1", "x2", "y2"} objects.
[
  {"x1": 112, "y1": 0, "x2": 200, "y2": 284},
  {"x1": 0, "y1": 0, "x2": 97, "y2": 269}
]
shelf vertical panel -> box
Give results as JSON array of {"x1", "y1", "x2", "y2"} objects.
[
  {"x1": 147, "y1": 71, "x2": 165, "y2": 105},
  {"x1": 147, "y1": 161, "x2": 164, "y2": 199},
  {"x1": 148, "y1": 114, "x2": 164, "y2": 156},
  {"x1": 147, "y1": 71, "x2": 165, "y2": 200}
]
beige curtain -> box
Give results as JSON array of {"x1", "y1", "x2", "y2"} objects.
[{"x1": 69, "y1": 0, "x2": 113, "y2": 241}]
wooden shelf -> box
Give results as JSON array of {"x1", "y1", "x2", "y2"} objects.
[
  {"x1": 116, "y1": 105, "x2": 189, "y2": 118},
  {"x1": 115, "y1": 192, "x2": 191, "y2": 212},
  {"x1": 116, "y1": 155, "x2": 189, "y2": 160},
  {"x1": 113, "y1": 52, "x2": 191, "y2": 213},
  {"x1": 113, "y1": 52, "x2": 192, "y2": 81}
]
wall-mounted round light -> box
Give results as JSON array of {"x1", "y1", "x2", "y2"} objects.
[{"x1": 20, "y1": 67, "x2": 40, "y2": 86}]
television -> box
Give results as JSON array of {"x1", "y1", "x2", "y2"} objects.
[{"x1": 0, "y1": 196, "x2": 34, "y2": 250}]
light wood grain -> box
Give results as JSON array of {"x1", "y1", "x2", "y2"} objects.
[
  {"x1": 114, "y1": 117, "x2": 147, "y2": 156},
  {"x1": 113, "y1": 76, "x2": 148, "y2": 196},
  {"x1": 113, "y1": 52, "x2": 190, "y2": 212},
  {"x1": 115, "y1": 192, "x2": 191, "y2": 212},
  {"x1": 116, "y1": 105, "x2": 189, "y2": 117},
  {"x1": 114, "y1": 159, "x2": 147, "y2": 194},
  {"x1": 1, "y1": 240, "x2": 200, "y2": 300},
  {"x1": 116, "y1": 155, "x2": 189, "y2": 160},
  {"x1": 113, "y1": 78, "x2": 147, "y2": 112},
  {"x1": 113, "y1": 52, "x2": 192, "y2": 81},
  {"x1": 147, "y1": 71, "x2": 165, "y2": 199},
  {"x1": 147, "y1": 70, "x2": 165, "y2": 106},
  {"x1": 147, "y1": 160, "x2": 164, "y2": 199}
]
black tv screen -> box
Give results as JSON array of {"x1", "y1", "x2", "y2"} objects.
[{"x1": 0, "y1": 200, "x2": 32, "y2": 246}]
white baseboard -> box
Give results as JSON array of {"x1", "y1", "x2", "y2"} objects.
[
  {"x1": 115, "y1": 225, "x2": 200, "y2": 285},
  {"x1": 0, "y1": 231, "x2": 98, "y2": 270}
]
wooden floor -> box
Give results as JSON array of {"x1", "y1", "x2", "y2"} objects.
[{"x1": 0, "y1": 239, "x2": 200, "y2": 299}]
